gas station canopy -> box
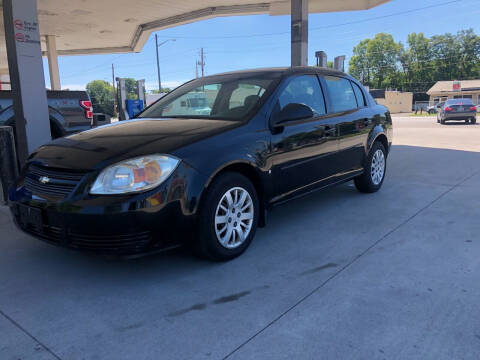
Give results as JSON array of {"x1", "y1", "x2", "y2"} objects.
[{"x1": 1, "y1": 0, "x2": 389, "y2": 60}]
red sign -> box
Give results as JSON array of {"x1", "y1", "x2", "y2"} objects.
[
  {"x1": 14, "y1": 19, "x2": 23, "y2": 30},
  {"x1": 14, "y1": 33, "x2": 25, "y2": 42},
  {"x1": 452, "y1": 81, "x2": 461, "y2": 92}
]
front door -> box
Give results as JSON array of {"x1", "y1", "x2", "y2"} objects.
[{"x1": 269, "y1": 74, "x2": 338, "y2": 202}]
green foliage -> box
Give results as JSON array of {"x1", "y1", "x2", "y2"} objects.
[
  {"x1": 349, "y1": 29, "x2": 480, "y2": 93},
  {"x1": 124, "y1": 78, "x2": 139, "y2": 100},
  {"x1": 86, "y1": 80, "x2": 114, "y2": 116},
  {"x1": 151, "y1": 88, "x2": 171, "y2": 94},
  {"x1": 349, "y1": 33, "x2": 402, "y2": 89}
]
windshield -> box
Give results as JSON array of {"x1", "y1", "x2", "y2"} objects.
[{"x1": 139, "y1": 75, "x2": 275, "y2": 120}]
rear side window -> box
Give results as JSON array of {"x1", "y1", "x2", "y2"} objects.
[
  {"x1": 276, "y1": 75, "x2": 326, "y2": 116},
  {"x1": 324, "y1": 76, "x2": 357, "y2": 113},
  {"x1": 351, "y1": 81, "x2": 367, "y2": 107}
]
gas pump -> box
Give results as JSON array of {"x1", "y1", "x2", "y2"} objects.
[{"x1": 116, "y1": 78, "x2": 146, "y2": 121}]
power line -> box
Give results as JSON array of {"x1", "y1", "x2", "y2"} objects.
[{"x1": 155, "y1": 0, "x2": 464, "y2": 40}]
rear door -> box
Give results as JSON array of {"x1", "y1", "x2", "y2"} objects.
[
  {"x1": 322, "y1": 76, "x2": 373, "y2": 174},
  {"x1": 270, "y1": 74, "x2": 338, "y2": 200}
]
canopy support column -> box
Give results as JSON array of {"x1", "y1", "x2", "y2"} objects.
[
  {"x1": 46, "y1": 35, "x2": 61, "y2": 90},
  {"x1": 291, "y1": 0, "x2": 308, "y2": 67},
  {"x1": 3, "y1": 0, "x2": 51, "y2": 164}
]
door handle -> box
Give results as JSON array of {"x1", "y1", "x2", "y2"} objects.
[{"x1": 324, "y1": 125, "x2": 336, "y2": 137}]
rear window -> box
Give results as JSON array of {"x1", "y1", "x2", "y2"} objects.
[
  {"x1": 446, "y1": 99, "x2": 473, "y2": 105},
  {"x1": 324, "y1": 76, "x2": 357, "y2": 113}
]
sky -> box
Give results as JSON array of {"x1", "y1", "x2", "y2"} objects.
[{"x1": 44, "y1": 0, "x2": 480, "y2": 92}]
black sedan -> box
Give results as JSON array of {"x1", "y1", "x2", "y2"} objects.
[
  {"x1": 9, "y1": 67, "x2": 392, "y2": 261},
  {"x1": 437, "y1": 98, "x2": 477, "y2": 124}
]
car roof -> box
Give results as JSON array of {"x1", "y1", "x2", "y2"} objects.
[{"x1": 202, "y1": 66, "x2": 349, "y2": 80}]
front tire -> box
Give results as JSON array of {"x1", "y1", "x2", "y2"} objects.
[
  {"x1": 354, "y1": 141, "x2": 387, "y2": 193},
  {"x1": 195, "y1": 172, "x2": 259, "y2": 261},
  {"x1": 472, "y1": 117, "x2": 477, "y2": 124}
]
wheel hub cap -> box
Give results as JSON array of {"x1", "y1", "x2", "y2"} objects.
[
  {"x1": 215, "y1": 187, "x2": 254, "y2": 249},
  {"x1": 371, "y1": 149, "x2": 385, "y2": 185}
]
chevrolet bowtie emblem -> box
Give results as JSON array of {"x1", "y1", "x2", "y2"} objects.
[{"x1": 39, "y1": 176, "x2": 50, "y2": 184}]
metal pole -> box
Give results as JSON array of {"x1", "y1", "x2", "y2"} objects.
[
  {"x1": 111, "y1": 63, "x2": 117, "y2": 118},
  {"x1": 200, "y1": 48, "x2": 205, "y2": 77},
  {"x1": 0, "y1": 126, "x2": 19, "y2": 204},
  {"x1": 155, "y1": 34, "x2": 162, "y2": 92}
]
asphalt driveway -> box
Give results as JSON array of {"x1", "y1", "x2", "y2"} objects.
[{"x1": 1, "y1": 116, "x2": 479, "y2": 360}]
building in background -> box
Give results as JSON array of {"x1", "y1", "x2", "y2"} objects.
[
  {"x1": 427, "y1": 80, "x2": 480, "y2": 105},
  {"x1": 370, "y1": 89, "x2": 413, "y2": 113}
]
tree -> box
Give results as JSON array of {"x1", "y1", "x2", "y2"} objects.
[
  {"x1": 124, "y1": 78, "x2": 139, "y2": 100},
  {"x1": 349, "y1": 39, "x2": 371, "y2": 85},
  {"x1": 349, "y1": 29, "x2": 480, "y2": 93},
  {"x1": 151, "y1": 88, "x2": 171, "y2": 94},
  {"x1": 399, "y1": 32, "x2": 434, "y2": 92},
  {"x1": 349, "y1": 34, "x2": 402, "y2": 89},
  {"x1": 86, "y1": 80, "x2": 114, "y2": 115}
]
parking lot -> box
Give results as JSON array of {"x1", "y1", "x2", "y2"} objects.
[{"x1": 1, "y1": 115, "x2": 479, "y2": 360}]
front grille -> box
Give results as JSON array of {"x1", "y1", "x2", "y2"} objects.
[
  {"x1": 24, "y1": 164, "x2": 87, "y2": 198},
  {"x1": 69, "y1": 231, "x2": 152, "y2": 251},
  {"x1": 18, "y1": 219, "x2": 152, "y2": 253},
  {"x1": 20, "y1": 223, "x2": 62, "y2": 244}
]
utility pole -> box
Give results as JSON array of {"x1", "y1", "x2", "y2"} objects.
[
  {"x1": 155, "y1": 35, "x2": 175, "y2": 92},
  {"x1": 196, "y1": 48, "x2": 205, "y2": 77},
  {"x1": 155, "y1": 34, "x2": 161, "y2": 92},
  {"x1": 201, "y1": 48, "x2": 205, "y2": 77},
  {"x1": 111, "y1": 63, "x2": 117, "y2": 118}
]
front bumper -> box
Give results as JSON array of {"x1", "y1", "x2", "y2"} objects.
[{"x1": 8, "y1": 162, "x2": 207, "y2": 255}]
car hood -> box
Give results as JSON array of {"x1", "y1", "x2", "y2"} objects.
[{"x1": 29, "y1": 118, "x2": 238, "y2": 170}]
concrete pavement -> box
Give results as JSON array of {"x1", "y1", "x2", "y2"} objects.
[{"x1": 1, "y1": 116, "x2": 479, "y2": 359}]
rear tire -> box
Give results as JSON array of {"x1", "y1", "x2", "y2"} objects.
[
  {"x1": 195, "y1": 172, "x2": 259, "y2": 261},
  {"x1": 471, "y1": 117, "x2": 476, "y2": 124},
  {"x1": 465, "y1": 119, "x2": 470, "y2": 124},
  {"x1": 354, "y1": 141, "x2": 387, "y2": 193}
]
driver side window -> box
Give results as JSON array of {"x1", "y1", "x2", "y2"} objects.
[{"x1": 276, "y1": 75, "x2": 326, "y2": 116}]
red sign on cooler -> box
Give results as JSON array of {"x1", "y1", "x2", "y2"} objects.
[
  {"x1": 14, "y1": 19, "x2": 23, "y2": 30},
  {"x1": 15, "y1": 33, "x2": 25, "y2": 42}
]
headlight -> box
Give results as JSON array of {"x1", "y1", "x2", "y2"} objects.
[{"x1": 90, "y1": 155, "x2": 180, "y2": 195}]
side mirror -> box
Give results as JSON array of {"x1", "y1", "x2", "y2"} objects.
[{"x1": 273, "y1": 103, "x2": 314, "y2": 127}]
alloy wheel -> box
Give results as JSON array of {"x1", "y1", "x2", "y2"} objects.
[
  {"x1": 371, "y1": 149, "x2": 385, "y2": 185},
  {"x1": 214, "y1": 187, "x2": 254, "y2": 249}
]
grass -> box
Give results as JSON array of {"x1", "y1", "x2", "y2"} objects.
[{"x1": 409, "y1": 112, "x2": 436, "y2": 117}]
